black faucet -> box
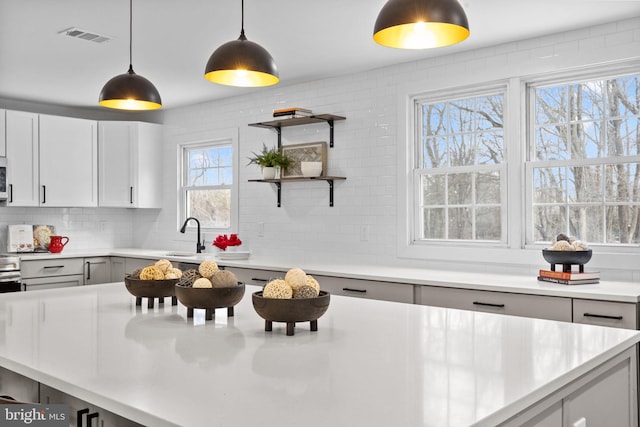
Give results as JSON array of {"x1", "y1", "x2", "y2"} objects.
[{"x1": 180, "y1": 217, "x2": 206, "y2": 253}]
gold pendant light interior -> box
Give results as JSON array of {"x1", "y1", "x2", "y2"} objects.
[{"x1": 373, "y1": 0, "x2": 470, "y2": 49}]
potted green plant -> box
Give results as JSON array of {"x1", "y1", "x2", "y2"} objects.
[{"x1": 248, "y1": 144, "x2": 293, "y2": 179}]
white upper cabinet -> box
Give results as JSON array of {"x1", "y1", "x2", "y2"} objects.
[
  {"x1": 39, "y1": 114, "x2": 98, "y2": 207},
  {"x1": 6, "y1": 110, "x2": 39, "y2": 206},
  {"x1": 98, "y1": 121, "x2": 162, "y2": 208},
  {"x1": 0, "y1": 109, "x2": 6, "y2": 157}
]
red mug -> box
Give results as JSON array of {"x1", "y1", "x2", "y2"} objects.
[{"x1": 48, "y1": 236, "x2": 69, "y2": 253}]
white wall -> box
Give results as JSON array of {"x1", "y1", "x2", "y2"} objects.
[{"x1": 136, "y1": 17, "x2": 640, "y2": 279}]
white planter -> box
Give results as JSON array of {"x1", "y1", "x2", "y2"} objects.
[{"x1": 262, "y1": 167, "x2": 276, "y2": 179}]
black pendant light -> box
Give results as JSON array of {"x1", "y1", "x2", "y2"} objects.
[
  {"x1": 204, "y1": 0, "x2": 279, "y2": 87},
  {"x1": 99, "y1": 0, "x2": 161, "y2": 110},
  {"x1": 373, "y1": 0, "x2": 470, "y2": 49}
]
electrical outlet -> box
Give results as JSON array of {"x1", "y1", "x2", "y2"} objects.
[
  {"x1": 360, "y1": 225, "x2": 370, "y2": 242},
  {"x1": 257, "y1": 222, "x2": 264, "y2": 237}
]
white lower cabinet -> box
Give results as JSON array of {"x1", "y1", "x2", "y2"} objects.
[
  {"x1": 110, "y1": 257, "x2": 125, "y2": 281},
  {"x1": 223, "y1": 267, "x2": 285, "y2": 287},
  {"x1": 418, "y1": 285, "x2": 572, "y2": 322},
  {"x1": 84, "y1": 257, "x2": 111, "y2": 285},
  {"x1": 500, "y1": 347, "x2": 637, "y2": 427},
  {"x1": 313, "y1": 275, "x2": 414, "y2": 303},
  {"x1": 21, "y1": 258, "x2": 84, "y2": 291},
  {"x1": 40, "y1": 384, "x2": 142, "y2": 427},
  {"x1": 222, "y1": 268, "x2": 414, "y2": 303},
  {"x1": 572, "y1": 299, "x2": 638, "y2": 330},
  {"x1": 123, "y1": 258, "x2": 156, "y2": 275}
]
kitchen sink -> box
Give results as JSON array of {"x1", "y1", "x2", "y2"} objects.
[{"x1": 164, "y1": 252, "x2": 197, "y2": 258}]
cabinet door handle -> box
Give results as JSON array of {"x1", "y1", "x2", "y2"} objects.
[
  {"x1": 584, "y1": 313, "x2": 623, "y2": 320},
  {"x1": 77, "y1": 408, "x2": 89, "y2": 427},
  {"x1": 342, "y1": 287, "x2": 367, "y2": 293},
  {"x1": 473, "y1": 301, "x2": 505, "y2": 308},
  {"x1": 251, "y1": 278, "x2": 268, "y2": 282},
  {"x1": 41, "y1": 185, "x2": 46, "y2": 204},
  {"x1": 86, "y1": 412, "x2": 99, "y2": 427},
  {"x1": 130, "y1": 186, "x2": 133, "y2": 204},
  {"x1": 86, "y1": 262, "x2": 91, "y2": 280},
  {"x1": 44, "y1": 265, "x2": 65, "y2": 269},
  {"x1": 8, "y1": 184, "x2": 12, "y2": 203}
]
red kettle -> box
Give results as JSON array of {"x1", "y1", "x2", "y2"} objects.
[{"x1": 48, "y1": 236, "x2": 69, "y2": 253}]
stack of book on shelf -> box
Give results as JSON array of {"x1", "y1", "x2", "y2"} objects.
[
  {"x1": 273, "y1": 107, "x2": 313, "y2": 118},
  {"x1": 537, "y1": 269, "x2": 600, "y2": 285}
]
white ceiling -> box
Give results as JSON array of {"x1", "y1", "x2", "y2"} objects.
[{"x1": 1, "y1": 0, "x2": 639, "y2": 111}]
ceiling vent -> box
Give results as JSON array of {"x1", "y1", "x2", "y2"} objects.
[{"x1": 58, "y1": 27, "x2": 111, "y2": 43}]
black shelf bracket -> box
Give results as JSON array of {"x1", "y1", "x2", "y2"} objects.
[
  {"x1": 276, "y1": 127, "x2": 282, "y2": 149},
  {"x1": 276, "y1": 182, "x2": 282, "y2": 207},
  {"x1": 328, "y1": 179, "x2": 335, "y2": 206},
  {"x1": 328, "y1": 119, "x2": 334, "y2": 147}
]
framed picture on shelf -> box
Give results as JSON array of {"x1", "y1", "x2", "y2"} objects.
[{"x1": 281, "y1": 141, "x2": 327, "y2": 178}]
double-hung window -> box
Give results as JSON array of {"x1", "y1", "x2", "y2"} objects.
[
  {"x1": 414, "y1": 89, "x2": 507, "y2": 244},
  {"x1": 527, "y1": 73, "x2": 640, "y2": 245},
  {"x1": 180, "y1": 138, "x2": 238, "y2": 231}
]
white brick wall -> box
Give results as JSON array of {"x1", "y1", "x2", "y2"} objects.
[{"x1": 135, "y1": 16, "x2": 640, "y2": 277}]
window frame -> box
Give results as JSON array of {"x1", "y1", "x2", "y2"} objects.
[
  {"x1": 410, "y1": 84, "x2": 509, "y2": 247},
  {"x1": 178, "y1": 131, "x2": 239, "y2": 234},
  {"x1": 524, "y1": 71, "x2": 640, "y2": 247}
]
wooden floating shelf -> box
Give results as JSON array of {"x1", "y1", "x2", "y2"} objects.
[
  {"x1": 249, "y1": 176, "x2": 346, "y2": 207},
  {"x1": 248, "y1": 114, "x2": 346, "y2": 148}
]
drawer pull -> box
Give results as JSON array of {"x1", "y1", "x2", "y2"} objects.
[
  {"x1": 77, "y1": 408, "x2": 90, "y2": 427},
  {"x1": 86, "y1": 412, "x2": 99, "y2": 427},
  {"x1": 584, "y1": 313, "x2": 623, "y2": 320},
  {"x1": 43, "y1": 265, "x2": 65, "y2": 269},
  {"x1": 251, "y1": 278, "x2": 268, "y2": 282},
  {"x1": 343, "y1": 287, "x2": 367, "y2": 293},
  {"x1": 473, "y1": 301, "x2": 505, "y2": 308}
]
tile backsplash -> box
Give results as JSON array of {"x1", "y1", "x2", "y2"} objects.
[{"x1": 0, "y1": 206, "x2": 136, "y2": 252}]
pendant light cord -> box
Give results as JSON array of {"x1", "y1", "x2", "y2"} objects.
[
  {"x1": 240, "y1": 0, "x2": 245, "y2": 37},
  {"x1": 128, "y1": 0, "x2": 133, "y2": 72}
]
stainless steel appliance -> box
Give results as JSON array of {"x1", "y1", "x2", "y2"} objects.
[
  {"x1": 0, "y1": 157, "x2": 7, "y2": 201},
  {"x1": 0, "y1": 255, "x2": 21, "y2": 292}
]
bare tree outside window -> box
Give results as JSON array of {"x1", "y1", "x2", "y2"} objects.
[
  {"x1": 531, "y1": 74, "x2": 640, "y2": 244},
  {"x1": 417, "y1": 92, "x2": 505, "y2": 242},
  {"x1": 183, "y1": 144, "x2": 233, "y2": 229}
]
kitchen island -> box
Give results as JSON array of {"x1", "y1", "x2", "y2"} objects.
[{"x1": 0, "y1": 283, "x2": 638, "y2": 426}]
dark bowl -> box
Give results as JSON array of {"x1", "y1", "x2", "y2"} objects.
[
  {"x1": 542, "y1": 249, "x2": 592, "y2": 265},
  {"x1": 124, "y1": 276, "x2": 178, "y2": 298},
  {"x1": 175, "y1": 283, "x2": 245, "y2": 309},
  {"x1": 252, "y1": 290, "x2": 330, "y2": 322}
]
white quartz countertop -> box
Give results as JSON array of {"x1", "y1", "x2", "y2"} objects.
[
  {"x1": 11, "y1": 248, "x2": 640, "y2": 302},
  {"x1": 0, "y1": 283, "x2": 638, "y2": 427}
]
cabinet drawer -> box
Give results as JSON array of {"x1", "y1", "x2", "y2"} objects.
[
  {"x1": 22, "y1": 275, "x2": 84, "y2": 291},
  {"x1": 314, "y1": 275, "x2": 414, "y2": 303},
  {"x1": 223, "y1": 267, "x2": 285, "y2": 286},
  {"x1": 418, "y1": 285, "x2": 572, "y2": 322},
  {"x1": 123, "y1": 258, "x2": 156, "y2": 275},
  {"x1": 572, "y1": 299, "x2": 638, "y2": 330},
  {"x1": 21, "y1": 258, "x2": 84, "y2": 278}
]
